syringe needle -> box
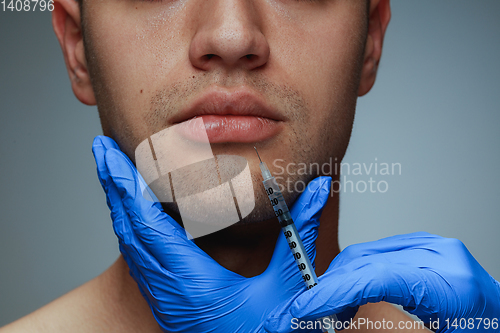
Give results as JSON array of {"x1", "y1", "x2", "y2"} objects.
[{"x1": 254, "y1": 147, "x2": 262, "y2": 163}]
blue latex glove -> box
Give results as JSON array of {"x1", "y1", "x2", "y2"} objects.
[
  {"x1": 265, "y1": 232, "x2": 500, "y2": 332},
  {"x1": 92, "y1": 135, "x2": 332, "y2": 333}
]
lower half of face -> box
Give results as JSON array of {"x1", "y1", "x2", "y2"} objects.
[{"x1": 83, "y1": 0, "x2": 367, "y2": 225}]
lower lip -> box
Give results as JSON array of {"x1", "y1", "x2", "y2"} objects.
[{"x1": 175, "y1": 115, "x2": 283, "y2": 143}]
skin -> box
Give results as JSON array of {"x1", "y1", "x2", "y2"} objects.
[{"x1": 0, "y1": 0, "x2": 431, "y2": 331}]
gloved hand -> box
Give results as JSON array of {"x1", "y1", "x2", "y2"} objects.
[
  {"x1": 92, "y1": 135, "x2": 331, "y2": 333},
  {"x1": 265, "y1": 232, "x2": 500, "y2": 332}
]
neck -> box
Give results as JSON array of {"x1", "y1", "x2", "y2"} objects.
[
  {"x1": 315, "y1": 183, "x2": 341, "y2": 275},
  {"x1": 106, "y1": 177, "x2": 340, "y2": 330},
  {"x1": 193, "y1": 176, "x2": 341, "y2": 277}
]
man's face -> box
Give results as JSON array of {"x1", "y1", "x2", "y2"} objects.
[{"x1": 81, "y1": 0, "x2": 368, "y2": 223}]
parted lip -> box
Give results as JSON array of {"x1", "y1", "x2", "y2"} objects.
[{"x1": 170, "y1": 86, "x2": 287, "y2": 125}]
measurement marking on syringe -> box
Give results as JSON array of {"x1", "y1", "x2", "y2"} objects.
[{"x1": 254, "y1": 147, "x2": 338, "y2": 333}]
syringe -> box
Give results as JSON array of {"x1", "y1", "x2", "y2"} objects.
[{"x1": 254, "y1": 148, "x2": 338, "y2": 333}]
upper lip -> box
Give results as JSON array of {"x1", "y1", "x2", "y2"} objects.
[{"x1": 170, "y1": 87, "x2": 287, "y2": 124}]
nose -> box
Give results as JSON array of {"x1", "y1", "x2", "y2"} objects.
[{"x1": 189, "y1": 0, "x2": 270, "y2": 71}]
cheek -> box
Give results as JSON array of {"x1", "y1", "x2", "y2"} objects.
[
  {"x1": 269, "y1": 15, "x2": 363, "y2": 154},
  {"x1": 266, "y1": 2, "x2": 365, "y2": 109},
  {"x1": 85, "y1": 2, "x2": 190, "y2": 154}
]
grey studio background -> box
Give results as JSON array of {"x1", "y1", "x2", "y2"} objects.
[{"x1": 1, "y1": 0, "x2": 499, "y2": 326}]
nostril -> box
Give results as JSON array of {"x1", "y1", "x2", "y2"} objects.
[{"x1": 203, "y1": 53, "x2": 256, "y2": 63}]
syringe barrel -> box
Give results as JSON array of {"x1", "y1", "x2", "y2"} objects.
[
  {"x1": 258, "y1": 164, "x2": 338, "y2": 332},
  {"x1": 281, "y1": 223, "x2": 318, "y2": 289},
  {"x1": 262, "y1": 176, "x2": 293, "y2": 227},
  {"x1": 281, "y1": 224, "x2": 339, "y2": 333}
]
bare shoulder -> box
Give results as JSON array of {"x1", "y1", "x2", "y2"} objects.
[
  {"x1": 1, "y1": 258, "x2": 428, "y2": 333},
  {"x1": 344, "y1": 302, "x2": 432, "y2": 332},
  {"x1": 0, "y1": 275, "x2": 109, "y2": 333},
  {"x1": 0, "y1": 257, "x2": 162, "y2": 333}
]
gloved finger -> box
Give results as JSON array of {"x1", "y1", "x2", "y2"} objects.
[
  {"x1": 263, "y1": 289, "x2": 313, "y2": 333},
  {"x1": 93, "y1": 136, "x2": 137, "y2": 246},
  {"x1": 100, "y1": 176, "x2": 177, "y2": 290},
  {"x1": 264, "y1": 290, "x2": 324, "y2": 333},
  {"x1": 286, "y1": 261, "x2": 441, "y2": 323},
  {"x1": 119, "y1": 242, "x2": 154, "y2": 307},
  {"x1": 265, "y1": 310, "x2": 354, "y2": 333},
  {"x1": 264, "y1": 284, "x2": 348, "y2": 333},
  {"x1": 94, "y1": 136, "x2": 166, "y2": 212},
  {"x1": 119, "y1": 231, "x2": 235, "y2": 333},
  {"x1": 93, "y1": 136, "x2": 167, "y2": 249},
  {"x1": 119, "y1": 240, "x2": 194, "y2": 333},
  {"x1": 93, "y1": 137, "x2": 190, "y2": 273},
  {"x1": 268, "y1": 177, "x2": 331, "y2": 273},
  {"x1": 120, "y1": 240, "x2": 172, "y2": 306},
  {"x1": 104, "y1": 148, "x2": 239, "y2": 279},
  {"x1": 290, "y1": 176, "x2": 331, "y2": 243},
  {"x1": 329, "y1": 232, "x2": 442, "y2": 269},
  {"x1": 264, "y1": 315, "x2": 324, "y2": 333},
  {"x1": 92, "y1": 136, "x2": 119, "y2": 188},
  {"x1": 93, "y1": 136, "x2": 201, "y2": 317},
  {"x1": 92, "y1": 136, "x2": 122, "y2": 212}
]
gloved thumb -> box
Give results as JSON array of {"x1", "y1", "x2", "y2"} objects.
[{"x1": 291, "y1": 176, "x2": 332, "y2": 243}]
